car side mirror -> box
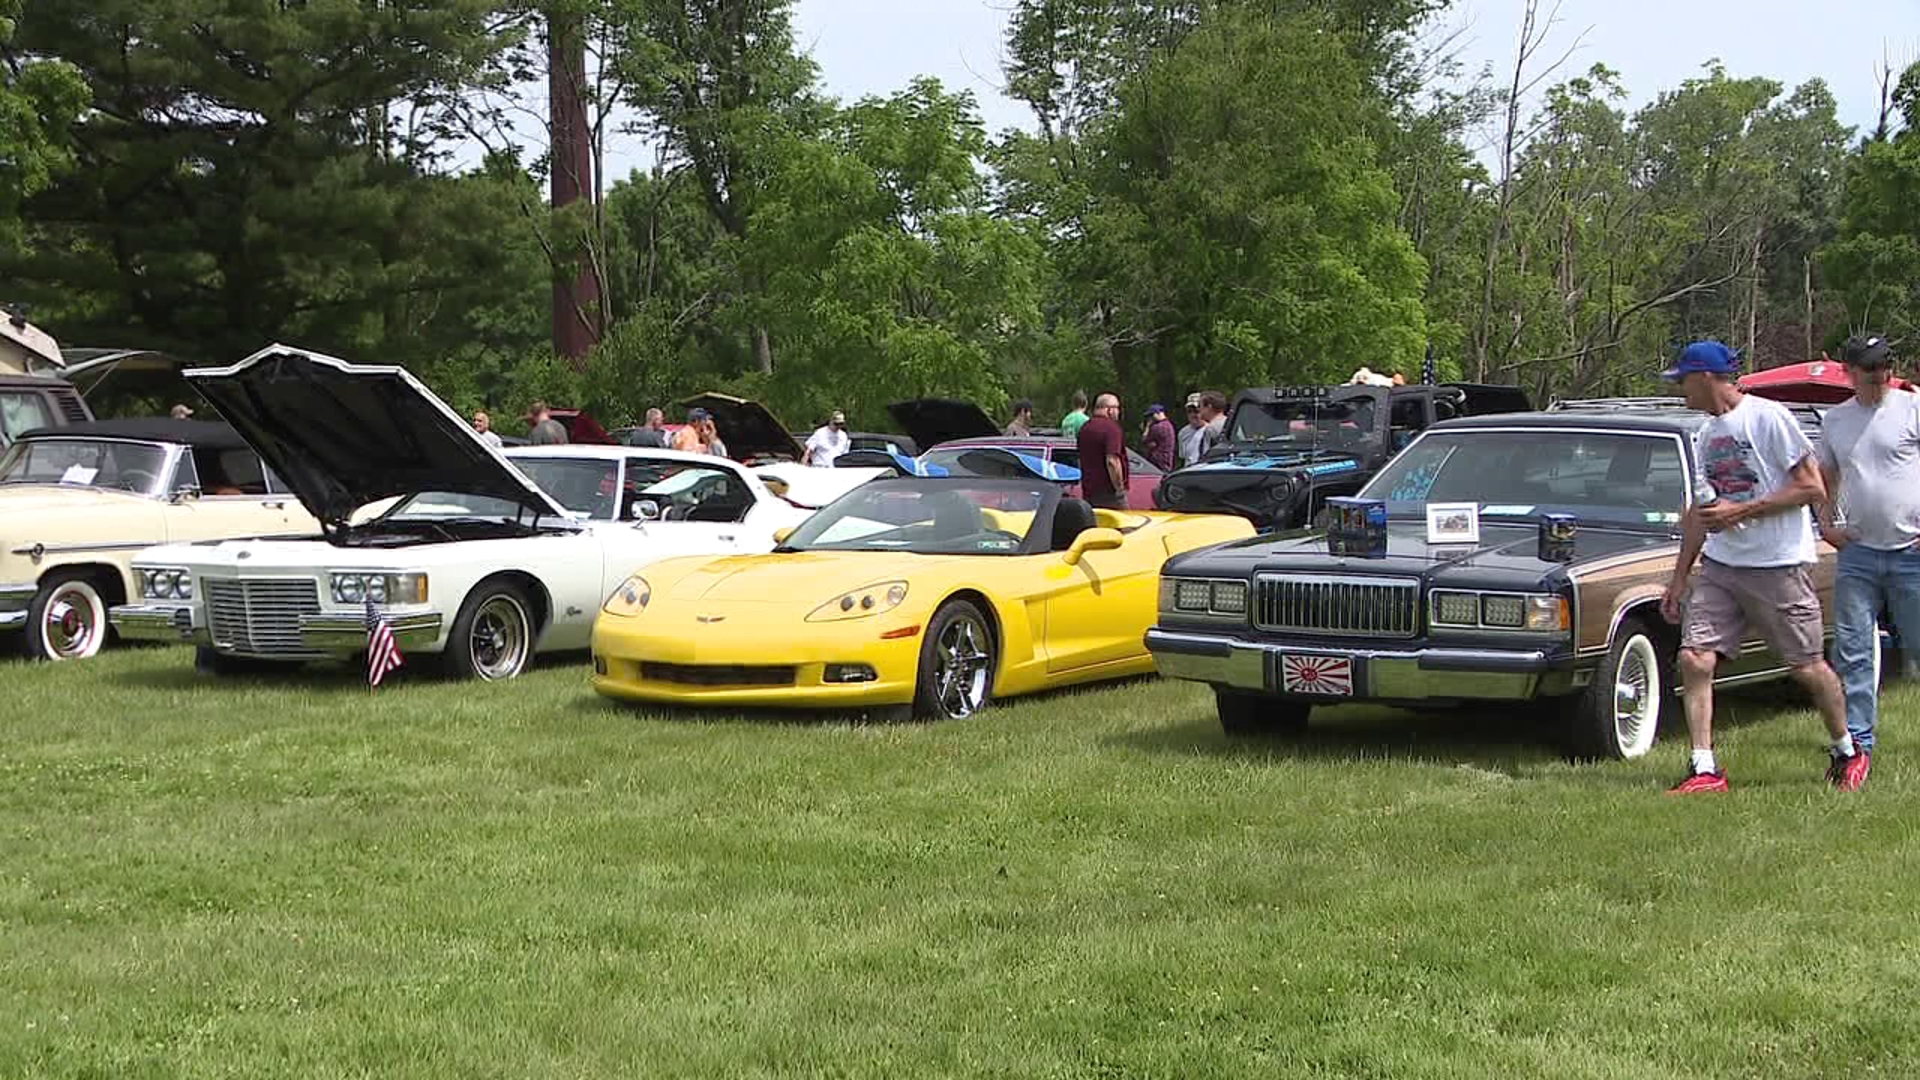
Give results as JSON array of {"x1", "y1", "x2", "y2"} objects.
[
  {"x1": 169, "y1": 485, "x2": 200, "y2": 503},
  {"x1": 772, "y1": 526, "x2": 796, "y2": 545},
  {"x1": 629, "y1": 499, "x2": 661, "y2": 522},
  {"x1": 1063, "y1": 527, "x2": 1124, "y2": 565}
]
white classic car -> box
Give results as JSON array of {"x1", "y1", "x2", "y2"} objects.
[
  {"x1": 110, "y1": 346, "x2": 883, "y2": 680},
  {"x1": 1, "y1": 418, "x2": 317, "y2": 660}
]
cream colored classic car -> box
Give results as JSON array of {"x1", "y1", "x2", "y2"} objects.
[{"x1": 0, "y1": 418, "x2": 317, "y2": 659}]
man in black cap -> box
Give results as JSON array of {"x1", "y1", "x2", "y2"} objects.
[{"x1": 1814, "y1": 334, "x2": 1920, "y2": 791}]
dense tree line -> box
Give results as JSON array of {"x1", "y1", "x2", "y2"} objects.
[{"x1": 1, "y1": 0, "x2": 1914, "y2": 431}]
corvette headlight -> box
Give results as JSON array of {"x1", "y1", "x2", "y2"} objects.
[
  {"x1": 331, "y1": 572, "x2": 428, "y2": 605},
  {"x1": 140, "y1": 568, "x2": 192, "y2": 600},
  {"x1": 603, "y1": 575, "x2": 651, "y2": 616},
  {"x1": 808, "y1": 581, "x2": 908, "y2": 622}
]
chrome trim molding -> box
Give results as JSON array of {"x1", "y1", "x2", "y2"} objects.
[{"x1": 13, "y1": 540, "x2": 164, "y2": 557}]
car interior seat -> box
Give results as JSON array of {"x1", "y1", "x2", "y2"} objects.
[
  {"x1": 1051, "y1": 497, "x2": 1097, "y2": 551},
  {"x1": 928, "y1": 492, "x2": 986, "y2": 540}
]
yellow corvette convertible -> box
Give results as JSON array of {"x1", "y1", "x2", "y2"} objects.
[{"x1": 590, "y1": 478, "x2": 1253, "y2": 719}]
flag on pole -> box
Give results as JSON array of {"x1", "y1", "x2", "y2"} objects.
[
  {"x1": 365, "y1": 595, "x2": 403, "y2": 687},
  {"x1": 1422, "y1": 343, "x2": 1438, "y2": 385}
]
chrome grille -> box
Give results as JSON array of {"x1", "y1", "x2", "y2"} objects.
[
  {"x1": 1255, "y1": 574, "x2": 1419, "y2": 638},
  {"x1": 204, "y1": 578, "x2": 322, "y2": 655}
]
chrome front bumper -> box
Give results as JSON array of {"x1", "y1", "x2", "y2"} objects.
[
  {"x1": 297, "y1": 612, "x2": 444, "y2": 653},
  {"x1": 1145, "y1": 627, "x2": 1578, "y2": 702},
  {"x1": 0, "y1": 583, "x2": 35, "y2": 631},
  {"x1": 110, "y1": 604, "x2": 444, "y2": 654},
  {"x1": 111, "y1": 602, "x2": 209, "y2": 644}
]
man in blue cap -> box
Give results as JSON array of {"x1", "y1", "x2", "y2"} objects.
[{"x1": 1658, "y1": 340, "x2": 1851, "y2": 794}]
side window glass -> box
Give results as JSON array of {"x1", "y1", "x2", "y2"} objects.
[
  {"x1": 170, "y1": 451, "x2": 200, "y2": 494},
  {"x1": 0, "y1": 391, "x2": 56, "y2": 446}
]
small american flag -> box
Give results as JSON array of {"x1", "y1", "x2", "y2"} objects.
[
  {"x1": 1422, "y1": 343, "x2": 1438, "y2": 385},
  {"x1": 365, "y1": 595, "x2": 403, "y2": 687}
]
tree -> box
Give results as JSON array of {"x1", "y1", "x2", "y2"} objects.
[
  {"x1": 1824, "y1": 62, "x2": 1920, "y2": 344},
  {"x1": 1003, "y1": 8, "x2": 1430, "y2": 409},
  {"x1": 614, "y1": 0, "x2": 822, "y2": 374},
  {"x1": 0, "y1": 0, "x2": 87, "y2": 256},
  {"x1": 2, "y1": 0, "x2": 533, "y2": 366}
]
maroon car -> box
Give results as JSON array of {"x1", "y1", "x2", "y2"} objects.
[{"x1": 889, "y1": 399, "x2": 1163, "y2": 509}]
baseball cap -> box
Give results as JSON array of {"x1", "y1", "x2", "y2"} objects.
[
  {"x1": 1184, "y1": 393, "x2": 1201, "y2": 409},
  {"x1": 1147, "y1": 402, "x2": 1167, "y2": 417},
  {"x1": 830, "y1": 410, "x2": 846, "y2": 424},
  {"x1": 687, "y1": 407, "x2": 712, "y2": 423},
  {"x1": 1842, "y1": 335, "x2": 1892, "y2": 370},
  {"x1": 1661, "y1": 340, "x2": 1740, "y2": 381}
]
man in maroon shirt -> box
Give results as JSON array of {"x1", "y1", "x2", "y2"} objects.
[{"x1": 1077, "y1": 392, "x2": 1130, "y2": 509}]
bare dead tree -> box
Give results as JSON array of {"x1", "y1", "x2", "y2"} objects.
[{"x1": 1472, "y1": 0, "x2": 1587, "y2": 381}]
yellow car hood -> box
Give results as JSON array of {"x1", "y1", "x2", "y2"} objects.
[{"x1": 667, "y1": 550, "x2": 971, "y2": 604}]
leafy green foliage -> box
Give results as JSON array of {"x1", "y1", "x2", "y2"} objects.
[
  {"x1": 1824, "y1": 63, "x2": 1920, "y2": 345},
  {"x1": 0, "y1": 0, "x2": 87, "y2": 255},
  {"x1": 2, "y1": 0, "x2": 542, "y2": 369}
]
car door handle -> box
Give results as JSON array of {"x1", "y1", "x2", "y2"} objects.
[{"x1": 718, "y1": 534, "x2": 735, "y2": 543}]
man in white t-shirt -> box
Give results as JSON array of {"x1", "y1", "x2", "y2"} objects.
[
  {"x1": 803, "y1": 410, "x2": 850, "y2": 467},
  {"x1": 1658, "y1": 341, "x2": 1849, "y2": 795},
  {"x1": 1814, "y1": 335, "x2": 1920, "y2": 791}
]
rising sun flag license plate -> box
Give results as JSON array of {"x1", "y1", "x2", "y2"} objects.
[{"x1": 1274, "y1": 653, "x2": 1354, "y2": 696}]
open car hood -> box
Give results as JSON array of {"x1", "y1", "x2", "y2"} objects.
[
  {"x1": 184, "y1": 345, "x2": 569, "y2": 526},
  {"x1": 679, "y1": 392, "x2": 802, "y2": 461},
  {"x1": 886, "y1": 398, "x2": 999, "y2": 450}
]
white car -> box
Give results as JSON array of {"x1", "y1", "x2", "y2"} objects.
[{"x1": 110, "y1": 346, "x2": 883, "y2": 680}]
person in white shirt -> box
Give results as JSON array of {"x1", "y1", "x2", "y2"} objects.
[
  {"x1": 1658, "y1": 341, "x2": 1848, "y2": 795},
  {"x1": 804, "y1": 410, "x2": 851, "y2": 467},
  {"x1": 471, "y1": 410, "x2": 503, "y2": 447},
  {"x1": 1813, "y1": 334, "x2": 1920, "y2": 791}
]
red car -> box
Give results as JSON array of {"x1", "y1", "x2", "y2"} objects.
[{"x1": 889, "y1": 399, "x2": 1164, "y2": 509}]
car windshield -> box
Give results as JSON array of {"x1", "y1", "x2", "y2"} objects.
[
  {"x1": 1362, "y1": 430, "x2": 1689, "y2": 528},
  {"x1": 509, "y1": 456, "x2": 620, "y2": 519},
  {"x1": 782, "y1": 484, "x2": 1049, "y2": 554},
  {"x1": 0, "y1": 438, "x2": 172, "y2": 495},
  {"x1": 1229, "y1": 396, "x2": 1377, "y2": 448}
]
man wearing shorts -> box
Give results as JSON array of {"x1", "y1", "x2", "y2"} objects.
[
  {"x1": 1658, "y1": 341, "x2": 1851, "y2": 794},
  {"x1": 1814, "y1": 335, "x2": 1920, "y2": 791}
]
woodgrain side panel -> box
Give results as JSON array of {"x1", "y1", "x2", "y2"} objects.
[{"x1": 1569, "y1": 548, "x2": 1680, "y2": 655}]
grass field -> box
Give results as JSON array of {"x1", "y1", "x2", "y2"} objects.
[{"x1": 4, "y1": 646, "x2": 1917, "y2": 1078}]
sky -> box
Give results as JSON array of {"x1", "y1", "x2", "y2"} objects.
[{"x1": 786, "y1": 0, "x2": 1920, "y2": 152}]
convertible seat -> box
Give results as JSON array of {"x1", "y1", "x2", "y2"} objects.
[{"x1": 1052, "y1": 497, "x2": 1098, "y2": 551}]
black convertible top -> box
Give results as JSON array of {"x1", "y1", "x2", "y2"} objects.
[{"x1": 15, "y1": 417, "x2": 250, "y2": 450}]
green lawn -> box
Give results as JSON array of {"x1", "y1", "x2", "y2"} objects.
[{"x1": 3, "y1": 646, "x2": 1916, "y2": 1078}]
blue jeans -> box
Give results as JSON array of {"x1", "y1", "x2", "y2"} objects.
[{"x1": 1832, "y1": 543, "x2": 1920, "y2": 752}]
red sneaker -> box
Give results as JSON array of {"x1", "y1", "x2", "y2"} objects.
[
  {"x1": 1832, "y1": 751, "x2": 1872, "y2": 792},
  {"x1": 1667, "y1": 769, "x2": 1730, "y2": 795}
]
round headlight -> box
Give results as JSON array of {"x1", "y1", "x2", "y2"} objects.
[
  {"x1": 368, "y1": 576, "x2": 389, "y2": 603},
  {"x1": 338, "y1": 575, "x2": 365, "y2": 602},
  {"x1": 139, "y1": 569, "x2": 157, "y2": 597},
  {"x1": 171, "y1": 574, "x2": 192, "y2": 600}
]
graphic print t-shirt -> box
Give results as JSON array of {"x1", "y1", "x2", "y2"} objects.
[{"x1": 1693, "y1": 395, "x2": 1817, "y2": 567}]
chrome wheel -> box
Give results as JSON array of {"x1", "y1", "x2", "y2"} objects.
[
  {"x1": 933, "y1": 612, "x2": 993, "y2": 719},
  {"x1": 468, "y1": 594, "x2": 530, "y2": 680},
  {"x1": 39, "y1": 579, "x2": 107, "y2": 661},
  {"x1": 1611, "y1": 633, "x2": 1661, "y2": 759}
]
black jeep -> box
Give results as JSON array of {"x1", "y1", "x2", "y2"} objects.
[{"x1": 1155, "y1": 382, "x2": 1530, "y2": 529}]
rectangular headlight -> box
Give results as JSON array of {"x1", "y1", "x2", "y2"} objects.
[
  {"x1": 1525, "y1": 594, "x2": 1569, "y2": 632},
  {"x1": 1432, "y1": 591, "x2": 1479, "y2": 627},
  {"x1": 1210, "y1": 581, "x2": 1247, "y2": 615},
  {"x1": 1175, "y1": 579, "x2": 1213, "y2": 612},
  {"x1": 1481, "y1": 594, "x2": 1526, "y2": 628}
]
